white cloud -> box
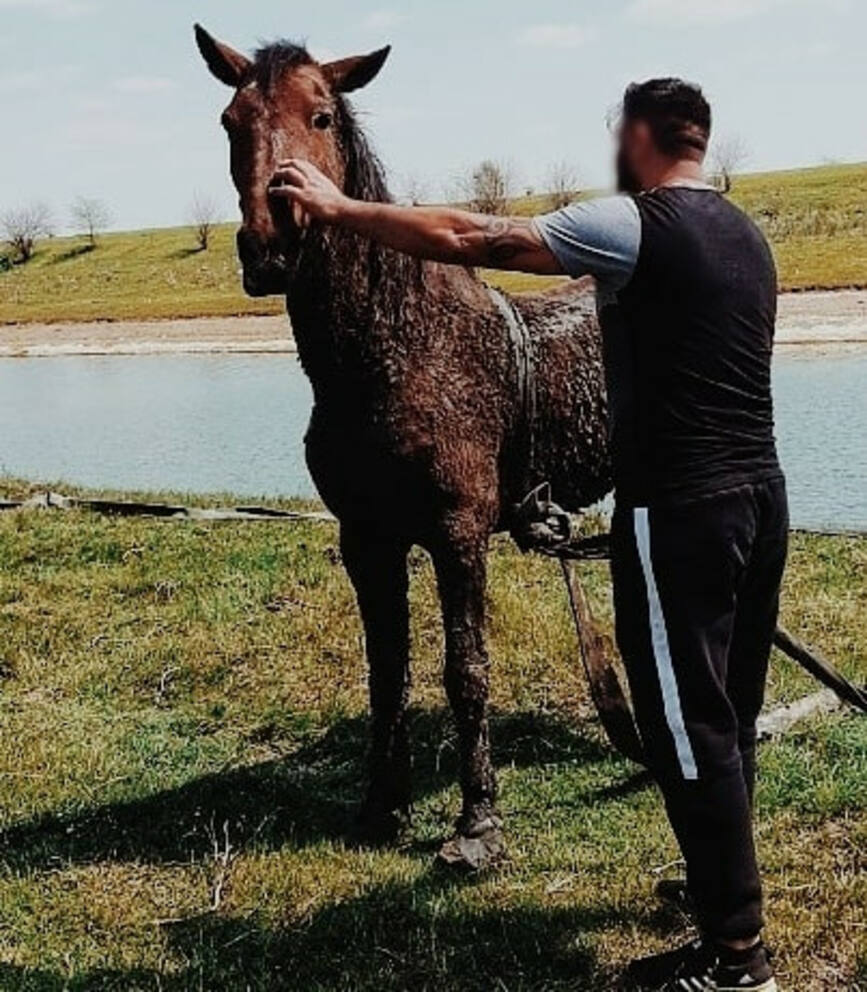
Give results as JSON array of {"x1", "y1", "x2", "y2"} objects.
[
  {"x1": 0, "y1": 64, "x2": 80, "y2": 92},
  {"x1": 0, "y1": 71, "x2": 42, "y2": 91},
  {"x1": 61, "y1": 106, "x2": 177, "y2": 152},
  {"x1": 625, "y1": 0, "x2": 847, "y2": 25},
  {"x1": 517, "y1": 23, "x2": 597, "y2": 49},
  {"x1": 76, "y1": 96, "x2": 112, "y2": 113},
  {"x1": 362, "y1": 9, "x2": 407, "y2": 31},
  {"x1": 114, "y1": 76, "x2": 176, "y2": 94},
  {"x1": 0, "y1": 0, "x2": 96, "y2": 17}
]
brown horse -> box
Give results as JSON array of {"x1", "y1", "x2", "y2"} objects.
[{"x1": 195, "y1": 25, "x2": 611, "y2": 865}]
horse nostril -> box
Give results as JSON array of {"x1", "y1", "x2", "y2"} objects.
[{"x1": 237, "y1": 228, "x2": 265, "y2": 266}]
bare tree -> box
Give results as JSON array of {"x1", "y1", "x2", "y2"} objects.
[
  {"x1": 546, "y1": 161, "x2": 581, "y2": 210},
  {"x1": 1, "y1": 202, "x2": 53, "y2": 263},
  {"x1": 70, "y1": 196, "x2": 112, "y2": 248},
  {"x1": 190, "y1": 193, "x2": 221, "y2": 251},
  {"x1": 461, "y1": 160, "x2": 515, "y2": 215},
  {"x1": 709, "y1": 134, "x2": 750, "y2": 193},
  {"x1": 441, "y1": 176, "x2": 465, "y2": 207},
  {"x1": 397, "y1": 173, "x2": 430, "y2": 206}
]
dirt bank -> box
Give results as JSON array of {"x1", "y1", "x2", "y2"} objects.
[
  {"x1": 1, "y1": 289, "x2": 865, "y2": 358},
  {"x1": 0, "y1": 315, "x2": 292, "y2": 358}
]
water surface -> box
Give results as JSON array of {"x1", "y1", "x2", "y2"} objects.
[{"x1": 0, "y1": 350, "x2": 864, "y2": 531}]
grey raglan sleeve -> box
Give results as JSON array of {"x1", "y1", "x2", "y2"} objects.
[{"x1": 532, "y1": 195, "x2": 641, "y2": 291}]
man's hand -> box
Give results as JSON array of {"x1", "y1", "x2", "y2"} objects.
[{"x1": 269, "y1": 159, "x2": 350, "y2": 228}]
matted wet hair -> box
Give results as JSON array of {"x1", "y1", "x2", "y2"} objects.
[
  {"x1": 251, "y1": 41, "x2": 312, "y2": 91},
  {"x1": 621, "y1": 77, "x2": 711, "y2": 157}
]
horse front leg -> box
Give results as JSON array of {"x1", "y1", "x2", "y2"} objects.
[
  {"x1": 340, "y1": 525, "x2": 412, "y2": 844},
  {"x1": 432, "y1": 523, "x2": 504, "y2": 869}
]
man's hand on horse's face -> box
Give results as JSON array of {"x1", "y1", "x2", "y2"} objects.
[
  {"x1": 269, "y1": 159, "x2": 348, "y2": 227},
  {"x1": 267, "y1": 156, "x2": 563, "y2": 275}
]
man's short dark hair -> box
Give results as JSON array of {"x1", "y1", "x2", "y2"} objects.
[{"x1": 621, "y1": 78, "x2": 711, "y2": 158}]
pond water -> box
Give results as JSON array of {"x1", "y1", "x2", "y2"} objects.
[{"x1": 0, "y1": 350, "x2": 865, "y2": 531}]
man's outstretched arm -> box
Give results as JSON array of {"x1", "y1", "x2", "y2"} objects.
[{"x1": 269, "y1": 158, "x2": 563, "y2": 274}]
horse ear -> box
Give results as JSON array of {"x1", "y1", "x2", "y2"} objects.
[
  {"x1": 322, "y1": 46, "x2": 391, "y2": 94},
  {"x1": 194, "y1": 23, "x2": 251, "y2": 88}
]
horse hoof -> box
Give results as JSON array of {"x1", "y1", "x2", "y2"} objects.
[
  {"x1": 352, "y1": 803, "x2": 410, "y2": 847},
  {"x1": 436, "y1": 825, "x2": 506, "y2": 872}
]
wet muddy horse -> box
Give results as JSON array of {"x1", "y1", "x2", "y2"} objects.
[{"x1": 196, "y1": 26, "x2": 611, "y2": 864}]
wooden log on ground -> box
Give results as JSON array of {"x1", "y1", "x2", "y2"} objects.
[{"x1": 757, "y1": 689, "x2": 845, "y2": 740}]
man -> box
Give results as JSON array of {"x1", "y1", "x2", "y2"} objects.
[{"x1": 271, "y1": 78, "x2": 786, "y2": 991}]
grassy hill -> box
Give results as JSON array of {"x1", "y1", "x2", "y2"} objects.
[
  {"x1": 1, "y1": 162, "x2": 865, "y2": 325},
  {"x1": 0, "y1": 478, "x2": 864, "y2": 988}
]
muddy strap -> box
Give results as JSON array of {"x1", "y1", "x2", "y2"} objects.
[
  {"x1": 487, "y1": 286, "x2": 536, "y2": 499},
  {"x1": 510, "y1": 493, "x2": 867, "y2": 758},
  {"x1": 555, "y1": 529, "x2": 867, "y2": 741},
  {"x1": 559, "y1": 555, "x2": 866, "y2": 765},
  {"x1": 0, "y1": 491, "x2": 336, "y2": 523},
  {"x1": 559, "y1": 558, "x2": 646, "y2": 766}
]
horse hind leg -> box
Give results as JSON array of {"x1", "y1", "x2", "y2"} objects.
[
  {"x1": 432, "y1": 524, "x2": 505, "y2": 870},
  {"x1": 340, "y1": 525, "x2": 412, "y2": 844}
]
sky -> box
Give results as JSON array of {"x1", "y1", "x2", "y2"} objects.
[{"x1": 0, "y1": 0, "x2": 864, "y2": 232}]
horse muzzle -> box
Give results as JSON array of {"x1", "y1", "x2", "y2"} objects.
[{"x1": 236, "y1": 228, "x2": 292, "y2": 297}]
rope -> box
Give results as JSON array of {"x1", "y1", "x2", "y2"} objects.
[
  {"x1": 3, "y1": 488, "x2": 864, "y2": 757},
  {"x1": 487, "y1": 285, "x2": 536, "y2": 496},
  {"x1": 552, "y1": 525, "x2": 867, "y2": 763},
  {"x1": 3, "y1": 492, "x2": 864, "y2": 538}
]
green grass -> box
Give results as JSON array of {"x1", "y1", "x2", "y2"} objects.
[
  {"x1": 0, "y1": 478, "x2": 864, "y2": 990},
  {"x1": 1, "y1": 162, "x2": 864, "y2": 326},
  {"x1": 0, "y1": 225, "x2": 282, "y2": 326}
]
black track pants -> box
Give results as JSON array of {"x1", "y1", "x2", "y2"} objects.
[{"x1": 610, "y1": 478, "x2": 788, "y2": 940}]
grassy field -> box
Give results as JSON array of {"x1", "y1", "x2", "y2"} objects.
[
  {"x1": 1, "y1": 162, "x2": 865, "y2": 325},
  {"x1": 0, "y1": 478, "x2": 864, "y2": 990}
]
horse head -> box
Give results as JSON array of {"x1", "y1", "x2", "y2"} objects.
[{"x1": 194, "y1": 24, "x2": 390, "y2": 297}]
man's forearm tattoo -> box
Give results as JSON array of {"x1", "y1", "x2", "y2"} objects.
[{"x1": 481, "y1": 216, "x2": 535, "y2": 266}]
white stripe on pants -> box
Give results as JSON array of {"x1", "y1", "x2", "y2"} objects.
[{"x1": 633, "y1": 506, "x2": 699, "y2": 781}]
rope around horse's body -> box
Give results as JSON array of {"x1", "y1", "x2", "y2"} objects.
[{"x1": 486, "y1": 285, "x2": 536, "y2": 498}]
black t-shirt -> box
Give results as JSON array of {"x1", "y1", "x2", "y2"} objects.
[{"x1": 537, "y1": 186, "x2": 784, "y2": 505}]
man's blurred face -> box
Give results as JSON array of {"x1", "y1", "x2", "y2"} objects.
[{"x1": 616, "y1": 118, "x2": 652, "y2": 193}]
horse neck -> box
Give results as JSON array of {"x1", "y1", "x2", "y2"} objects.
[{"x1": 286, "y1": 227, "x2": 434, "y2": 403}]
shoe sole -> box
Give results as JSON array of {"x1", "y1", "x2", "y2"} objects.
[{"x1": 716, "y1": 980, "x2": 778, "y2": 992}]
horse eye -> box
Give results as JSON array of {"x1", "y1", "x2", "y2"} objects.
[{"x1": 312, "y1": 111, "x2": 333, "y2": 131}]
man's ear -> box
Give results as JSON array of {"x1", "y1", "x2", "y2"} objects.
[
  {"x1": 321, "y1": 46, "x2": 391, "y2": 94},
  {"x1": 194, "y1": 23, "x2": 251, "y2": 88}
]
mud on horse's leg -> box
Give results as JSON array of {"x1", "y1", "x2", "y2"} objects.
[
  {"x1": 433, "y1": 528, "x2": 505, "y2": 870},
  {"x1": 340, "y1": 526, "x2": 412, "y2": 844}
]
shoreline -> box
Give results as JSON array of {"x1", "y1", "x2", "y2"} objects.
[{"x1": 1, "y1": 288, "x2": 865, "y2": 359}]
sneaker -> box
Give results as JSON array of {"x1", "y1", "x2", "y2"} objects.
[
  {"x1": 714, "y1": 942, "x2": 777, "y2": 992},
  {"x1": 626, "y1": 938, "x2": 778, "y2": 991}
]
